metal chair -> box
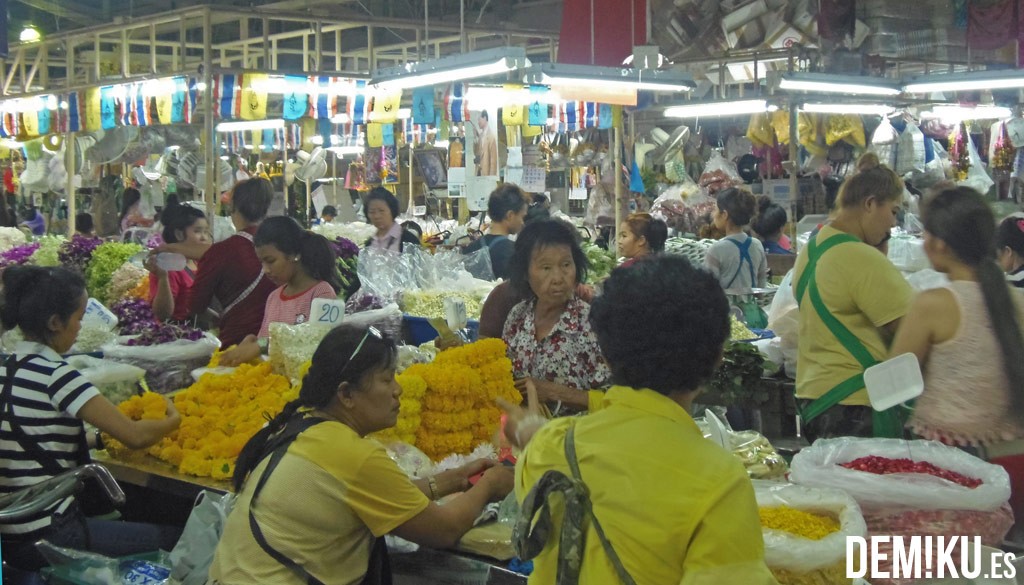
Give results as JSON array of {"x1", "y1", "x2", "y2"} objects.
[{"x1": 0, "y1": 464, "x2": 124, "y2": 524}]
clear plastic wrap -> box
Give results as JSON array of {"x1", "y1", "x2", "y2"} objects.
[
  {"x1": 754, "y1": 482, "x2": 867, "y2": 578},
  {"x1": 101, "y1": 333, "x2": 221, "y2": 393},
  {"x1": 789, "y1": 437, "x2": 1012, "y2": 512},
  {"x1": 455, "y1": 522, "x2": 516, "y2": 561},
  {"x1": 37, "y1": 541, "x2": 171, "y2": 585},
  {"x1": 345, "y1": 302, "x2": 403, "y2": 340},
  {"x1": 356, "y1": 247, "x2": 415, "y2": 302}
]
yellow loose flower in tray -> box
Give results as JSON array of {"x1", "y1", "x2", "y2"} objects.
[
  {"x1": 759, "y1": 506, "x2": 840, "y2": 540},
  {"x1": 109, "y1": 362, "x2": 297, "y2": 480},
  {"x1": 407, "y1": 338, "x2": 521, "y2": 461}
]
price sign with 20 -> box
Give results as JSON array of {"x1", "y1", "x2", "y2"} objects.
[{"x1": 311, "y1": 298, "x2": 345, "y2": 327}]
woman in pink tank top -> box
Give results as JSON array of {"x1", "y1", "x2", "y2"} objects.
[{"x1": 891, "y1": 186, "x2": 1024, "y2": 537}]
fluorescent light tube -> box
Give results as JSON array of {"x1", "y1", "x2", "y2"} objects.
[
  {"x1": 801, "y1": 103, "x2": 895, "y2": 116},
  {"x1": 328, "y1": 146, "x2": 365, "y2": 155},
  {"x1": 528, "y1": 63, "x2": 694, "y2": 92},
  {"x1": 924, "y1": 105, "x2": 1012, "y2": 122},
  {"x1": 215, "y1": 119, "x2": 285, "y2": 132},
  {"x1": 780, "y1": 73, "x2": 901, "y2": 96},
  {"x1": 372, "y1": 48, "x2": 528, "y2": 91},
  {"x1": 904, "y1": 70, "x2": 1024, "y2": 93},
  {"x1": 665, "y1": 99, "x2": 768, "y2": 118},
  {"x1": 330, "y1": 113, "x2": 352, "y2": 124}
]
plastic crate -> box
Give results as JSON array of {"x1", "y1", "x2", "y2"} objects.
[{"x1": 403, "y1": 315, "x2": 480, "y2": 345}]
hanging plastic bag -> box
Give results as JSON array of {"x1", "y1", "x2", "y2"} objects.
[
  {"x1": 746, "y1": 113, "x2": 775, "y2": 148},
  {"x1": 771, "y1": 110, "x2": 791, "y2": 145},
  {"x1": 896, "y1": 122, "x2": 926, "y2": 175},
  {"x1": 959, "y1": 133, "x2": 995, "y2": 194},
  {"x1": 755, "y1": 482, "x2": 867, "y2": 584},
  {"x1": 698, "y1": 150, "x2": 742, "y2": 195},
  {"x1": 864, "y1": 115, "x2": 896, "y2": 167},
  {"x1": 825, "y1": 114, "x2": 863, "y2": 147},
  {"x1": 798, "y1": 113, "x2": 827, "y2": 156},
  {"x1": 168, "y1": 490, "x2": 236, "y2": 585}
]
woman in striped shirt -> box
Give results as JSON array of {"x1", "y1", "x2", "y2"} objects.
[
  {"x1": 0, "y1": 266, "x2": 181, "y2": 572},
  {"x1": 219, "y1": 217, "x2": 342, "y2": 367}
]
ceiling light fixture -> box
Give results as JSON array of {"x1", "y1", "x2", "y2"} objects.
[
  {"x1": 371, "y1": 47, "x2": 529, "y2": 91},
  {"x1": 923, "y1": 105, "x2": 1012, "y2": 122},
  {"x1": 215, "y1": 119, "x2": 285, "y2": 132},
  {"x1": 904, "y1": 70, "x2": 1024, "y2": 93},
  {"x1": 19, "y1": 25, "x2": 41, "y2": 44},
  {"x1": 780, "y1": 72, "x2": 901, "y2": 96},
  {"x1": 526, "y1": 63, "x2": 695, "y2": 92},
  {"x1": 664, "y1": 99, "x2": 770, "y2": 118}
]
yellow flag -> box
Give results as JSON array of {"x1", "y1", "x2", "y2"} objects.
[
  {"x1": 248, "y1": 128, "x2": 262, "y2": 151},
  {"x1": 612, "y1": 105, "x2": 622, "y2": 128},
  {"x1": 84, "y1": 87, "x2": 102, "y2": 132},
  {"x1": 501, "y1": 84, "x2": 525, "y2": 126},
  {"x1": 503, "y1": 104, "x2": 525, "y2": 127},
  {"x1": 240, "y1": 73, "x2": 268, "y2": 121},
  {"x1": 371, "y1": 90, "x2": 403, "y2": 123},
  {"x1": 366, "y1": 123, "x2": 384, "y2": 147},
  {"x1": 301, "y1": 117, "x2": 317, "y2": 150},
  {"x1": 155, "y1": 93, "x2": 172, "y2": 125},
  {"x1": 521, "y1": 124, "x2": 542, "y2": 138},
  {"x1": 20, "y1": 112, "x2": 39, "y2": 138}
]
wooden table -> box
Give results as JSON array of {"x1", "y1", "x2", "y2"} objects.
[{"x1": 91, "y1": 451, "x2": 231, "y2": 500}]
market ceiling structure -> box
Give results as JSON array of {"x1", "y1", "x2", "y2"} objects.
[{"x1": 0, "y1": 0, "x2": 562, "y2": 98}]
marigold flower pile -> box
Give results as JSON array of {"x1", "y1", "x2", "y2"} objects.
[
  {"x1": 759, "y1": 506, "x2": 840, "y2": 540},
  {"x1": 108, "y1": 362, "x2": 297, "y2": 480},
  {"x1": 407, "y1": 338, "x2": 521, "y2": 461}
]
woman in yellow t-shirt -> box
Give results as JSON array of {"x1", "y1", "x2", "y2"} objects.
[
  {"x1": 501, "y1": 256, "x2": 777, "y2": 585},
  {"x1": 209, "y1": 326, "x2": 513, "y2": 585},
  {"x1": 793, "y1": 153, "x2": 912, "y2": 441}
]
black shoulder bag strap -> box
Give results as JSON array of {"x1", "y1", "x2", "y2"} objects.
[
  {"x1": 247, "y1": 415, "x2": 392, "y2": 585},
  {"x1": 0, "y1": 354, "x2": 90, "y2": 475}
]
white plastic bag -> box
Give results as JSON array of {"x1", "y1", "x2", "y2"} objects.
[
  {"x1": 66, "y1": 355, "x2": 146, "y2": 405},
  {"x1": 168, "y1": 490, "x2": 236, "y2": 585},
  {"x1": 755, "y1": 482, "x2": 867, "y2": 574},
  {"x1": 959, "y1": 134, "x2": 995, "y2": 195},
  {"x1": 101, "y1": 333, "x2": 221, "y2": 393},
  {"x1": 789, "y1": 437, "x2": 1011, "y2": 511},
  {"x1": 869, "y1": 118, "x2": 899, "y2": 169}
]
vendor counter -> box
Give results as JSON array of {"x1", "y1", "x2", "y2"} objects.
[{"x1": 92, "y1": 452, "x2": 529, "y2": 585}]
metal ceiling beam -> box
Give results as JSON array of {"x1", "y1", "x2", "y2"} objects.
[{"x1": 12, "y1": 0, "x2": 102, "y2": 27}]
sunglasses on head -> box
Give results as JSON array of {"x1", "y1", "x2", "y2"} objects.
[{"x1": 337, "y1": 326, "x2": 383, "y2": 381}]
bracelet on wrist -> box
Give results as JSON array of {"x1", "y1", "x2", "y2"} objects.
[{"x1": 427, "y1": 476, "x2": 439, "y2": 500}]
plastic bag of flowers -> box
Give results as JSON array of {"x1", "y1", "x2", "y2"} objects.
[
  {"x1": 754, "y1": 482, "x2": 867, "y2": 585},
  {"x1": 268, "y1": 322, "x2": 332, "y2": 384},
  {"x1": 101, "y1": 333, "x2": 220, "y2": 393},
  {"x1": 789, "y1": 437, "x2": 1015, "y2": 582}
]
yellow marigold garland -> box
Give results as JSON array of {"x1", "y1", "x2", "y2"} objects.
[
  {"x1": 411, "y1": 339, "x2": 521, "y2": 461},
  {"x1": 372, "y1": 373, "x2": 427, "y2": 445}
]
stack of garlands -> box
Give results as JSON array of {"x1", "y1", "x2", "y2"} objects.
[
  {"x1": 372, "y1": 372, "x2": 427, "y2": 446},
  {"x1": 107, "y1": 362, "x2": 297, "y2": 480},
  {"x1": 407, "y1": 338, "x2": 521, "y2": 461}
]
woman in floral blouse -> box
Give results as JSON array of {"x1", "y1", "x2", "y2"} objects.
[{"x1": 503, "y1": 220, "x2": 610, "y2": 413}]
